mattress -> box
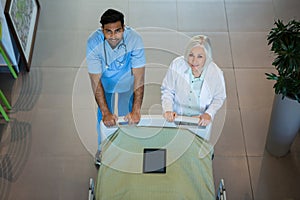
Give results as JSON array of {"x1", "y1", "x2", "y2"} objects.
[{"x1": 96, "y1": 124, "x2": 215, "y2": 200}]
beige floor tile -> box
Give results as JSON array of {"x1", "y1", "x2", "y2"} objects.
[
  {"x1": 226, "y1": 1, "x2": 275, "y2": 32},
  {"x1": 241, "y1": 108, "x2": 272, "y2": 156},
  {"x1": 235, "y1": 68, "x2": 276, "y2": 110},
  {"x1": 249, "y1": 152, "x2": 300, "y2": 200},
  {"x1": 214, "y1": 109, "x2": 246, "y2": 156},
  {"x1": 230, "y1": 32, "x2": 274, "y2": 68},
  {"x1": 213, "y1": 156, "x2": 253, "y2": 200},
  {"x1": 177, "y1": 1, "x2": 227, "y2": 32}
]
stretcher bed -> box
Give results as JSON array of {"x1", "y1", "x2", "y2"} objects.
[{"x1": 88, "y1": 115, "x2": 226, "y2": 200}]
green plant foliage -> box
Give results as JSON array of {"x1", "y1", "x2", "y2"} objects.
[{"x1": 265, "y1": 19, "x2": 300, "y2": 103}]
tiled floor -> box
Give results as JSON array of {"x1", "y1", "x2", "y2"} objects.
[{"x1": 1, "y1": 0, "x2": 300, "y2": 200}]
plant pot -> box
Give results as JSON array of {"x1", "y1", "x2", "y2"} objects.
[{"x1": 266, "y1": 94, "x2": 300, "y2": 157}]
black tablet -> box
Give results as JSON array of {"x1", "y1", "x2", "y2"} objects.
[{"x1": 143, "y1": 148, "x2": 166, "y2": 174}]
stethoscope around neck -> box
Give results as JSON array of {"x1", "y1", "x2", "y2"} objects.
[{"x1": 103, "y1": 38, "x2": 127, "y2": 69}]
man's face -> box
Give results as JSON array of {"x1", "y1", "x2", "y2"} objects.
[{"x1": 102, "y1": 21, "x2": 124, "y2": 49}]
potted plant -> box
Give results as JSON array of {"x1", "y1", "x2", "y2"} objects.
[{"x1": 265, "y1": 19, "x2": 300, "y2": 157}]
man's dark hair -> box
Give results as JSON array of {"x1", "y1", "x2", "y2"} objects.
[{"x1": 100, "y1": 9, "x2": 124, "y2": 27}]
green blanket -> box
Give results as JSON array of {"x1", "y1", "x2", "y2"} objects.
[{"x1": 96, "y1": 126, "x2": 215, "y2": 200}]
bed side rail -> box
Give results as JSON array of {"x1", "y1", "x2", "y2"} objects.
[{"x1": 216, "y1": 178, "x2": 226, "y2": 200}]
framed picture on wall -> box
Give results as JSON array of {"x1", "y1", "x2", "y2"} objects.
[{"x1": 4, "y1": 0, "x2": 40, "y2": 72}]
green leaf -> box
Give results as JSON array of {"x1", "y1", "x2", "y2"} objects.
[{"x1": 266, "y1": 19, "x2": 300, "y2": 102}]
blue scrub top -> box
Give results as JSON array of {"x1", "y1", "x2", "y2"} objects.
[{"x1": 86, "y1": 26, "x2": 146, "y2": 93}]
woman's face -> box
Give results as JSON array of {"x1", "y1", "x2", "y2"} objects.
[{"x1": 187, "y1": 46, "x2": 206, "y2": 74}]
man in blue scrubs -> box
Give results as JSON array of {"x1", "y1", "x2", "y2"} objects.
[{"x1": 86, "y1": 9, "x2": 146, "y2": 166}]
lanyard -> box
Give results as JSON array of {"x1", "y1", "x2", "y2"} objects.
[
  {"x1": 189, "y1": 64, "x2": 209, "y2": 108},
  {"x1": 190, "y1": 64, "x2": 209, "y2": 94},
  {"x1": 199, "y1": 64, "x2": 208, "y2": 91}
]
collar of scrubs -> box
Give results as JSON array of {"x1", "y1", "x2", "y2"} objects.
[
  {"x1": 104, "y1": 37, "x2": 126, "y2": 51},
  {"x1": 103, "y1": 29, "x2": 128, "y2": 69}
]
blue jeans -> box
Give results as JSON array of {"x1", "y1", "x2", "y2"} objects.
[{"x1": 96, "y1": 90, "x2": 133, "y2": 150}]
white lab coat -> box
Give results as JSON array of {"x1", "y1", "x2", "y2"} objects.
[{"x1": 161, "y1": 56, "x2": 226, "y2": 119}]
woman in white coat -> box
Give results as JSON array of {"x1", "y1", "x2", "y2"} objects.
[{"x1": 161, "y1": 35, "x2": 226, "y2": 126}]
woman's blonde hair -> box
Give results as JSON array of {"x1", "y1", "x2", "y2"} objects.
[{"x1": 184, "y1": 35, "x2": 213, "y2": 67}]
